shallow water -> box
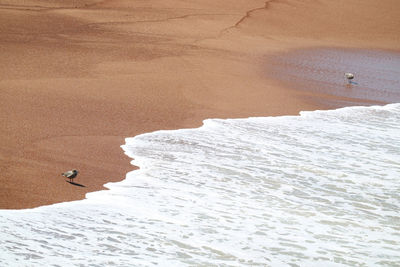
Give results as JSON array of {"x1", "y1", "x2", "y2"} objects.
[
  {"x1": 1, "y1": 104, "x2": 400, "y2": 266},
  {"x1": 264, "y1": 49, "x2": 400, "y2": 104}
]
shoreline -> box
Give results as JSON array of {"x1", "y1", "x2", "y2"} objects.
[
  {"x1": 1, "y1": 0, "x2": 399, "y2": 209},
  {"x1": 1, "y1": 82, "x2": 394, "y2": 210},
  {"x1": 2, "y1": 98, "x2": 394, "y2": 212},
  {"x1": 5, "y1": 101, "x2": 399, "y2": 212}
]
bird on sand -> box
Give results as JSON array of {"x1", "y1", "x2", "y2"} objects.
[
  {"x1": 344, "y1": 72, "x2": 354, "y2": 83},
  {"x1": 61, "y1": 169, "x2": 79, "y2": 182}
]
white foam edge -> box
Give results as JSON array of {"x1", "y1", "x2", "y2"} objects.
[{"x1": 3, "y1": 102, "x2": 399, "y2": 212}]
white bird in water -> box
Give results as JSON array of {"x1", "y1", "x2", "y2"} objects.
[
  {"x1": 61, "y1": 169, "x2": 79, "y2": 182},
  {"x1": 345, "y1": 72, "x2": 355, "y2": 83}
]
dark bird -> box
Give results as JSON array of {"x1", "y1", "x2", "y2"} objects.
[{"x1": 61, "y1": 169, "x2": 79, "y2": 182}]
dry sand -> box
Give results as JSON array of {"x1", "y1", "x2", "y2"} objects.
[{"x1": 1, "y1": 0, "x2": 399, "y2": 209}]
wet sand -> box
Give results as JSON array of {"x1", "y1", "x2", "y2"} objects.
[
  {"x1": 263, "y1": 48, "x2": 400, "y2": 105},
  {"x1": 1, "y1": 0, "x2": 399, "y2": 209}
]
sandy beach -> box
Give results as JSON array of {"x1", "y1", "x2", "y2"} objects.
[{"x1": 1, "y1": 0, "x2": 399, "y2": 209}]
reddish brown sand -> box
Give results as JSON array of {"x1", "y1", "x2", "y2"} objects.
[{"x1": 1, "y1": 0, "x2": 399, "y2": 209}]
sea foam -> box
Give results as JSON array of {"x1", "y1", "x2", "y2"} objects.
[{"x1": 1, "y1": 104, "x2": 399, "y2": 266}]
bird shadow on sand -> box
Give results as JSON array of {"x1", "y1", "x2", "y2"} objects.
[
  {"x1": 349, "y1": 81, "x2": 359, "y2": 85},
  {"x1": 66, "y1": 180, "x2": 86, "y2": 187}
]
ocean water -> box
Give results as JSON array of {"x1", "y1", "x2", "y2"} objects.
[{"x1": 1, "y1": 104, "x2": 400, "y2": 266}]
